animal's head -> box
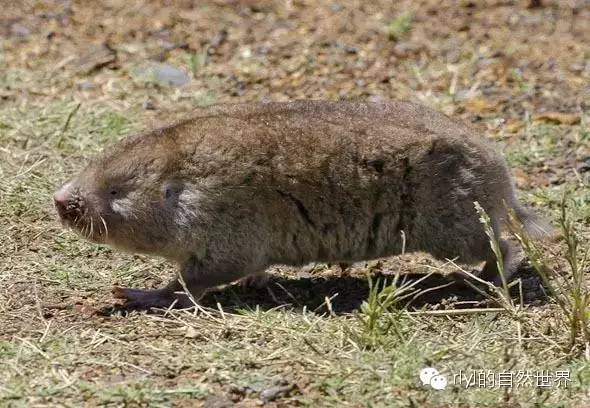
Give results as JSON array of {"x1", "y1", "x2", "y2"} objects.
[{"x1": 53, "y1": 135, "x2": 195, "y2": 257}]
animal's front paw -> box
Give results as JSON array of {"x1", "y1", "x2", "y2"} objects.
[{"x1": 111, "y1": 286, "x2": 191, "y2": 310}]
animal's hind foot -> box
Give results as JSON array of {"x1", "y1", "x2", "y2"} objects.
[
  {"x1": 450, "y1": 239, "x2": 519, "y2": 290},
  {"x1": 478, "y1": 239, "x2": 518, "y2": 286},
  {"x1": 239, "y1": 272, "x2": 271, "y2": 289}
]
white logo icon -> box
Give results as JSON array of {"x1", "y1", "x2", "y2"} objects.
[{"x1": 420, "y1": 367, "x2": 448, "y2": 390}]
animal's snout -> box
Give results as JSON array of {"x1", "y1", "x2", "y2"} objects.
[
  {"x1": 53, "y1": 182, "x2": 82, "y2": 219},
  {"x1": 53, "y1": 189, "x2": 68, "y2": 213}
]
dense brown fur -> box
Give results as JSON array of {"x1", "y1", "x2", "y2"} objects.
[{"x1": 54, "y1": 100, "x2": 552, "y2": 309}]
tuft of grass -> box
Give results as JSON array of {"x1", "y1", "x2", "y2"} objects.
[
  {"x1": 386, "y1": 12, "x2": 414, "y2": 41},
  {"x1": 353, "y1": 272, "x2": 440, "y2": 349},
  {"x1": 508, "y1": 195, "x2": 590, "y2": 352},
  {"x1": 187, "y1": 50, "x2": 208, "y2": 77},
  {"x1": 461, "y1": 203, "x2": 524, "y2": 315},
  {"x1": 355, "y1": 276, "x2": 410, "y2": 347},
  {"x1": 469, "y1": 198, "x2": 590, "y2": 356},
  {"x1": 474, "y1": 202, "x2": 510, "y2": 301},
  {"x1": 510, "y1": 68, "x2": 533, "y2": 94}
]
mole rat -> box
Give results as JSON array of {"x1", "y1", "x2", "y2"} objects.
[{"x1": 54, "y1": 100, "x2": 551, "y2": 309}]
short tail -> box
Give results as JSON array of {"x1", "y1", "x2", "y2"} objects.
[{"x1": 513, "y1": 204, "x2": 556, "y2": 240}]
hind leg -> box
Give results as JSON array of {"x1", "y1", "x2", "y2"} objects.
[
  {"x1": 449, "y1": 240, "x2": 517, "y2": 289},
  {"x1": 239, "y1": 271, "x2": 271, "y2": 289},
  {"x1": 477, "y1": 239, "x2": 518, "y2": 286}
]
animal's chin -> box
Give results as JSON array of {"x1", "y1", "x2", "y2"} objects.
[
  {"x1": 59, "y1": 217, "x2": 78, "y2": 233},
  {"x1": 82, "y1": 231, "x2": 107, "y2": 244},
  {"x1": 69, "y1": 226, "x2": 103, "y2": 243},
  {"x1": 60, "y1": 215, "x2": 107, "y2": 244}
]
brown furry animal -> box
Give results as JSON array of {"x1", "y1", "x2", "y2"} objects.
[{"x1": 54, "y1": 100, "x2": 551, "y2": 309}]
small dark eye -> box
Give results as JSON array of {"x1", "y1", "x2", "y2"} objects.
[
  {"x1": 164, "y1": 182, "x2": 183, "y2": 201},
  {"x1": 110, "y1": 190, "x2": 118, "y2": 196}
]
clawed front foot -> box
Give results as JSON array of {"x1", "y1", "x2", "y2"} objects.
[
  {"x1": 112, "y1": 286, "x2": 194, "y2": 310},
  {"x1": 110, "y1": 256, "x2": 249, "y2": 311}
]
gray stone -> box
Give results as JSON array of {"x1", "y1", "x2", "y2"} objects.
[{"x1": 138, "y1": 63, "x2": 190, "y2": 87}]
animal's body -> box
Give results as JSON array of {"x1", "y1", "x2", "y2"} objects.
[{"x1": 54, "y1": 100, "x2": 551, "y2": 308}]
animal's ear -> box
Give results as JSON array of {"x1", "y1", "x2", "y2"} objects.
[{"x1": 163, "y1": 180, "x2": 184, "y2": 202}]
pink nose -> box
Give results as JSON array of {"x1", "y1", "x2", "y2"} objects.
[{"x1": 53, "y1": 183, "x2": 71, "y2": 212}]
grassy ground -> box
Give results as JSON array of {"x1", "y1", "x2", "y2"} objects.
[{"x1": 1, "y1": 1, "x2": 589, "y2": 406}]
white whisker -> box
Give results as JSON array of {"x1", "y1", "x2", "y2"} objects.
[{"x1": 99, "y1": 216, "x2": 109, "y2": 237}]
